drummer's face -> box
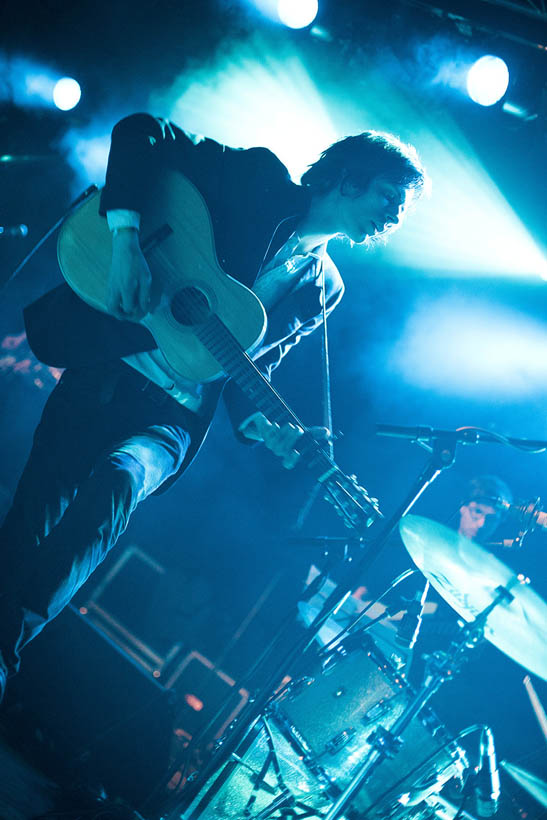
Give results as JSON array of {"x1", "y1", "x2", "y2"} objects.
[{"x1": 458, "y1": 501, "x2": 497, "y2": 540}]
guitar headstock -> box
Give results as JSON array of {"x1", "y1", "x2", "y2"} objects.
[{"x1": 318, "y1": 468, "x2": 383, "y2": 532}]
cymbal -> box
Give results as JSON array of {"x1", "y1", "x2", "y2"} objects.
[{"x1": 399, "y1": 515, "x2": 547, "y2": 681}]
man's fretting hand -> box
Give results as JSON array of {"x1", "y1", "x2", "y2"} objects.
[
  {"x1": 107, "y1": 228, "x2": 153, "y2": 321},
  {"x1": 240, "y1": 412, "x2": 331, "y2": 469}
]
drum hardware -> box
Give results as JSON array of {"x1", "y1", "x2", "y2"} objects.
[
  {"x1": 399, "y1": 516, "x2": 547, "y2": 681},
  {"x1": 171, "y1": 428, "x2": 466, "y2": 818},
  {"x1": 283, "y1": 676, "x2": 316, "y2": 700},
  {"x1": 237, "y1": 715, "x2": 295, "y2": 818},
  {"x1": 324, "y1": 728, "x2": 357, "y2": 756},
  {"x1": 182, "y1": 711, "x2": 333, "y2": 818},
  {"x1": 362, "y1": 699, "x2": 396, "y2": 725},
  {"x1": 488, "y1": 495, "x2": 547, "y2": 550},
  {"x1": 269, "y1": 631, "x2": 467, "y2": 819},
  {"x1": 319, "y1": 632, "x2": 375, "y2": 670},
  {"x1": 180, "y1": 635, "x2": 467, "y2": 819},
  {"x1": 230, "y1": 753, "x2": 279, "y2": 795},
  {"x1": 168, "y1": 425, "x2": 547, "y2": 818},
  {"x1": 267, "y1": 701, "x2": 333, "y2": 789},
  {"x1": 168, "y1": 430, "x2": 466, "y2": 818},
  {"x1": 320, "y1": 584, "x2": 525, "y2": 820},
  {"x1": 299, "y1": 568, "x2": 417, "y2": 675},
  {"x1": 316, "y1": 625, "x2": 407, "y2": 690}
]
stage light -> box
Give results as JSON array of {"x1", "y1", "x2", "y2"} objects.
[
  {"x1": 376, "y1": 117, "x2": 547, "y2": 281},
  {"x1": 149, "y1": 34, "x2": 337, "y2": 183},
  {"x1": 53, "y1": 77, "x2": 81, "y2": 110},
  {"x1": 277, "y1": 0, "x2": 318, "y2": 29},
  {"x1": 147, "y1": 32, "x2": 543, "y2": 281},
  {"x1": 466, "y1": 56, "x2": 509, "y2": 106}
]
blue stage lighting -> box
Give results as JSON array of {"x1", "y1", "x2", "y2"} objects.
[
  {"x1": 53, "y1": 77, "x2": 81, "y2": 111},
  {"x1": 389, "y1": 296, "x2": 547, "y2": 400},
  {"x1": 277, "y1": 0, "x2": 318, "y2": 29},
  {"x1": 466, "y1": 56, "x2": 509, "y2": 106}
]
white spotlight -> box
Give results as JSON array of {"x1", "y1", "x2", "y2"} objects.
[
  {"x1": 277, "y1": 0, "x2": 318, "y2": 29},
  {"x1": 466, "y1": 55, "x2": 509, "y2": 107},
  {"x1": 53, "y1": 77, "x2": 81, "y2": 111}
]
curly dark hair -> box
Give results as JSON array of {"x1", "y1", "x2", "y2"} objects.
[
  {"x1": 301, "y1": 131, "x2": 428, "y2": 198},
  {"x1": 464, "y1": 475, "x2": 513, "y2": 509}
]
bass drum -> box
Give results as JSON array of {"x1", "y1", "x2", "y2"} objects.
[{"x1": 272, "y1": 633, "x2": 468, "y2": 819}]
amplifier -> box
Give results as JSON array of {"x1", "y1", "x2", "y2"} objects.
[
  {"x1": 80, "y1": 546, "x2": 249, "y2": 744},
  {"x1": 80, "y1": 545, "x2": 185, "y2": 680}
]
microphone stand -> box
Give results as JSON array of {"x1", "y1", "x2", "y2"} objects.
[
  {"x1": 376, "y1": 424, "x2": 547, "y2": 453},
  {"x1": 1, "y1": 185, "x2": 98, "y2": 292}
]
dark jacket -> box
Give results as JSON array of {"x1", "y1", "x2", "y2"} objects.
[{"x1": 23, "y1": 113, "x2": 344, "y2": 461}]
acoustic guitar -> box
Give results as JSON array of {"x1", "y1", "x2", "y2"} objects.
[{"x1": 57, "y1": 170, "x2": 381, "y2": 532}]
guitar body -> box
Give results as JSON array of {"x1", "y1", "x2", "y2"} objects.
[{"x1": 57, "y1": 170, "x2": 267, "y2": 382}]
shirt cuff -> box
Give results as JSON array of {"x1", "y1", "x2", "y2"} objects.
[{"x1": 106, "y1": 209, "x2": 141, "y2": 232}]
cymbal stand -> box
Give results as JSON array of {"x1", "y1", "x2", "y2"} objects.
[{"x1": 322, "y1": 583, "x2": 517, "y2": 820}]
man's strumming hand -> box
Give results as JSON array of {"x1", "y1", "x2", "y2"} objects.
[{"x1": 107, "y1": 228, "x2": 154, "y2": 321}]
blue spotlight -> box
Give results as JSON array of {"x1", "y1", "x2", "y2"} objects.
[
  {"x1": 53, "y1": 77, "x2": 81, "y2": 111},
  {"x1": 277, "y1": 0, "x2": 318, "y2": 29},
  {"x1": 466, "y1": 55, "x2": 509, "y2": 106}
]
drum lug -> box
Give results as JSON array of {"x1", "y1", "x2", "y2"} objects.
[
  {"x1": 325, "y1": 727, "x2": 357, "y2": 756},
  {"x1": 362, "y1": 697, "x2": 394, "y2": 724},
  {"x1": 280, "y1": 675, "x2": 316, "y2": 701}
]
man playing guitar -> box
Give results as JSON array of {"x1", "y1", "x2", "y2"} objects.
[{"x1": 0, "y1": 113, "x2": 427, "y2": 699}]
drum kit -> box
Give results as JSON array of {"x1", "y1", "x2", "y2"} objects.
[
  {"x1": 167, "y1": 426, "x2": 547, "y2": 820},
  {"x1": 169, "y1": 509, "x2": 547, "y2": 820}
]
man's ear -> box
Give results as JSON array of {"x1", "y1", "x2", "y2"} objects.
[{"x1": 340, "y1": 176, "x2": 362, "y2": 198}]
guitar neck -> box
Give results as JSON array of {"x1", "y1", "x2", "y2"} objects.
[
  {"x1": 195, "y1": 314, "x2": 332, "y2": 471},
  {"x1": 194, "y1": 313, "x2": 380, "y2": 532}
]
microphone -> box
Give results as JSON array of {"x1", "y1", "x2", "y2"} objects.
[
  {"x1": 474, "y1": 727, "x2": 500, "y2": 818},
  {"x1": 0, "y1": 224, "x2": 28, "y2": 238},
  {"x1": 490, "y1": 498, "x2": 547, "y2": 548},
  {"x1": 395, "y1": 579, "x2": 429, "y2": 649}
]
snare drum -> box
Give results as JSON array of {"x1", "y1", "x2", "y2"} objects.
[{"x1": 272, "y1": 633, "x2": 467, "y2": 818}]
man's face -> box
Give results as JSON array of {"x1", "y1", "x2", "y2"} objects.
[
  {"x1": 458, "y1": 501, "x2": 498, "y2": 541},
  {"x1": 339, "y1": 175, "x2": 409, "y2": 244}
]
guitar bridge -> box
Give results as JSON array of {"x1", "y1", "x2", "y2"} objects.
[{"x1": 142, "y1": 223, "x2": 174, "y2": 253}]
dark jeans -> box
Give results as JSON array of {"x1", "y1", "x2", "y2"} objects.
[{"x1": 0, "y1": 363, "x2": 195, "y2": 678}]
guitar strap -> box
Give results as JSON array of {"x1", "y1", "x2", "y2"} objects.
[
  {"x1": 294, "y1": 257, "x2": 334, "y2": 531},
  {"x1": 258, "y1": 216, "x2": 335, "y2": 454},
  {"x1": 319, "y1": 257, "x2": 335, "y2": 460}
]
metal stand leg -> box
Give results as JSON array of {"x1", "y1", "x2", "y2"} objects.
[{"x1": 322, "y1": 585, "x2": 515, "y2": 820}]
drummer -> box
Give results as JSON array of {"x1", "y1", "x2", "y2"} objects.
[{"x1": 451, "y1": 474, "x2": 513, "y2": 545}]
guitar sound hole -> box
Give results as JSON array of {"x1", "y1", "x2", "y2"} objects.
[{"x1": 170, "y1": 287, "x2": 212, "y2": 326}]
